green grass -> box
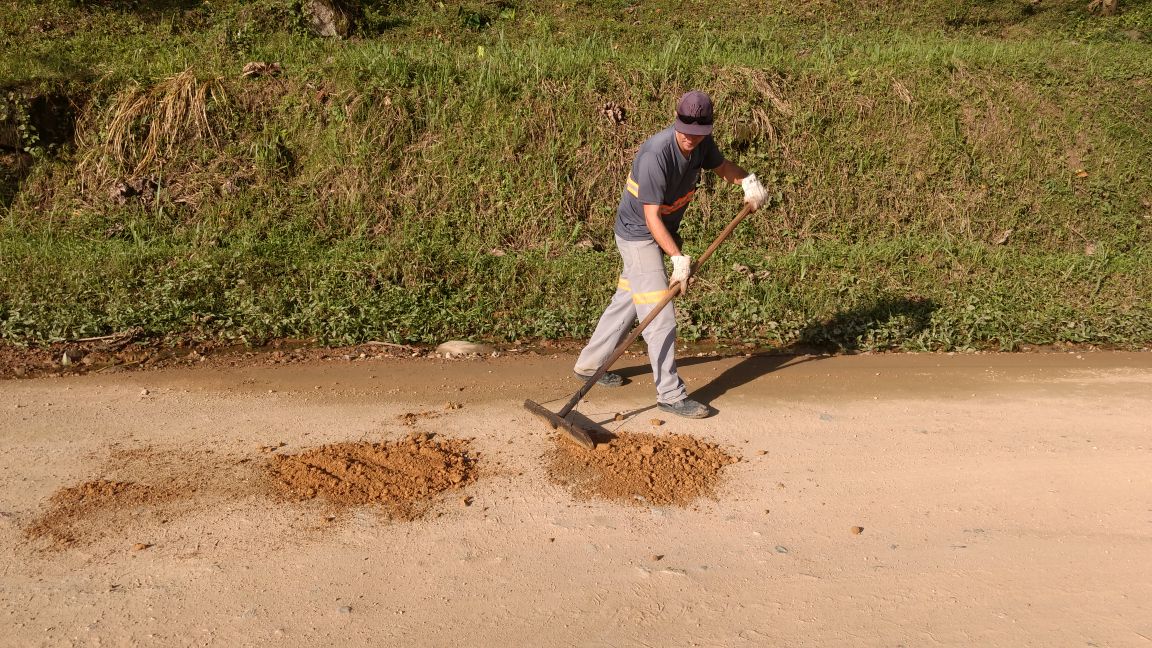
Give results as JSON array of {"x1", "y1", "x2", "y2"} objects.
[{"x1": 1, "y1": 0, "x2": 1150, "y2": 350}]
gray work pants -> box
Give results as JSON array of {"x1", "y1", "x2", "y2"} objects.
[{"x1": 574, "y1": 235, "x2": 688, "y2": 404}]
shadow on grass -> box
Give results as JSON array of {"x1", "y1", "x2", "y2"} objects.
[
  {"x1": 796, "y1": 295, "x2": 938, "y2": 353},
  {"x1": 0, "y1": 92, "x2": 81, "y2": 210},
  {"x1": 0, "y1": 152, "x2": 33, "y2": 211},
  {"x1": 532, "y1": 294, "x2": 940, "y2": 435},
  {"x1": 690, "y1": 295, "x2": 938, "y2": 411},
  {"x1": 567, "y1": 295, "x2": 938, "y2": 429}
]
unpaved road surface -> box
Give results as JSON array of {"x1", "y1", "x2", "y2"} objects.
[{"x1": 2, "y1": 350, "x2": 1151, "y2": 647}]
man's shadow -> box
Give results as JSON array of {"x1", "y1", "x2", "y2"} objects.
[{"x1": 608, "y1": 295, "x2": 938, "y2": 421}]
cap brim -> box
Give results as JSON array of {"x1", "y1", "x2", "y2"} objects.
[{"x1": 674, "y1": 119, "x2": 713, "y2": 136}]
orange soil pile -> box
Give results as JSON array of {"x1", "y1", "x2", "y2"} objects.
[
  {"x1": 24, "y1": 479, "x2": 176, "y2": 547},
  {"x1": 24, "y1": 448, "x2": 262, "y2": 549},
  {"x1": 547, "y1": 431, "x2": 738, "y2": 507},
  {"x1": 265, "y1": 433, "x2": 479, "y2": 520}
]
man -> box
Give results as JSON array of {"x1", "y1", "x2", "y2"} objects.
[{"x1": 573, "y1": 90, "x2": 769, "y2": 419}]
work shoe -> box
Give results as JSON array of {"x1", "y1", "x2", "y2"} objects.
[
  {"x1": 657, "y1": 398, "x2": 713, "y2": 419},
  {"x1": 572, "y1": 370, "x2": 625, "y2": 387}
]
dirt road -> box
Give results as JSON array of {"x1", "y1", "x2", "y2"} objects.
[{"x1": 2, "y1": 350, "x2": 1151, "y2": 647}]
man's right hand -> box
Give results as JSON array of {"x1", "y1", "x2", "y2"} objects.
[{"x1": 670, "y1": 255, "x2": 691, "y2": 294}]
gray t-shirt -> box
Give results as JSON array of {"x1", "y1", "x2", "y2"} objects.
[{"x1": 614, "y1": 126, "x2": 725, "y2": 242}]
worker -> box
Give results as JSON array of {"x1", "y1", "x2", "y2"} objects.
[{"x1": 573, "y1": 90, "x2": 769, "y2": 419}]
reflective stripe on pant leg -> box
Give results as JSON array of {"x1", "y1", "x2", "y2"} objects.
[
  {"x1": 574, "y1": 254, "x2": 637, "y2": 375},
  {"x1": 619, "y1": 237, "x2": 687, "y2": 404}
]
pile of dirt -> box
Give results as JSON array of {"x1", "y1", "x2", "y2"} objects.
[
  {"x1": 547, "y1": 431, "x2": 738, "y2": 507},
  {"x1": 24, "y1": 479, "x2": 177, "y2": 547},
  {"x1": 265, "y1": 434, "x2": 479, "y2": 520},
  {"x1": 23, "y1": 447, "x2": 252, "y2": 549}
]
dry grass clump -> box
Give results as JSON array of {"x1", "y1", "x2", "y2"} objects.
[{"x1": 76, "y1": 68, "x2": 230, "y2": 190}]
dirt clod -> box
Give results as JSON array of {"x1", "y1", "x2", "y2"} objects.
[
  {"x1": 547, "y1": 431, "x2": 737, "y2": 507},
  {"x1": 398, "y1": 411, "x2": 440, "y2": 426},
  {"x1": 265, "y1": 434, "x2": 478, "y2": 520},
  {"x1": 649, "y1": 418, "x2": 664, "y2": 426}
]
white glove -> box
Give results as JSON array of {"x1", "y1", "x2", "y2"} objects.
[
  {"x1": 670, "y1": 255, "x2": 691, "y2": 294},
  {"x1": 741, "y1": 173, "x2": 769, "y2": 210}
]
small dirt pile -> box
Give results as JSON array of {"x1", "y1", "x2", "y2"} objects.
[
  {"x1": 24, "y1": 479, "x2": 176, "y2": 547},
  {"x1": 23, "y1": 447, "x2": 259, "y2": 550},
  {"x1": 547, "y1": 431, "x2": 738, "y2": 507},
  {"x1": 265, "y1": 433, "x2": 478, "y2": 520}
]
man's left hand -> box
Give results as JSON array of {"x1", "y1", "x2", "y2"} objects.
[{"x1": 741, "y1": 174, "x2": 769, "y2": 210}]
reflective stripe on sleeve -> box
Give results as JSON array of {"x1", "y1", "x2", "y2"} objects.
[
  {"x1": 626, "y1": 175, "x2": 639, "y2": 198},
  {"x1": 617, "y1": 277, "x2": 630, "y2": 291}
]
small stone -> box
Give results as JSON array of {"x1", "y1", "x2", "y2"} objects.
[
  {"x1": 445, "y1": 402, "x2": 463, "y2": 410},
  {"x1": 649, "y1": 418, "x2": 664, "y2": 427},
  {"x1": 435, "y1": 341, "x2": 494, "y2": 357},
  {"x1": 461, "y1": 496, "x2": 473, "y2": 507},
  {"x1": 651, "y1": 554, "x2": 664, "y2": 561},
  {"x1": 756, "y1": 450, "x2": 768, "y2": 455},
  {"x1": 851, "y1": 526, "x2": 864, "y2": 535},
  {"x1": 337, "y1": 605, "x2": 352, "y2": 614},
  {"x1": 613, "y1": 412, "x2": 625, "y2": 422},
  {"x1": 775, "y1": 545, "x2": 789, "y2": 554},
  {"x1": 140, "y1": 389, "x2": 150, "y2": 396},
  {"x1": 132, "y1": 543, "x2": 151, "y2": 551}
]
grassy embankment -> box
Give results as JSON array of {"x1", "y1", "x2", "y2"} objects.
[{"x1": 1, "y1": 0, "x2": 1150, "y2": 351}]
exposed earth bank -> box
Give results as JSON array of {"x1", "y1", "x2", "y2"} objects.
[{"x1": 1, "y1": 350, "x2": 1151, "y2": 646}]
